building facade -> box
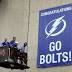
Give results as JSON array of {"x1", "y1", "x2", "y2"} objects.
[{"x1": 0, "y1": 0, "x2": 72, "y2": 72}]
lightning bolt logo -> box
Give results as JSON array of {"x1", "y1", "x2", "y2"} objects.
[{"x1": 45, "y1": 16, "x2": 66, "y2": 38}]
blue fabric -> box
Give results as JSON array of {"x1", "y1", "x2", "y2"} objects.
[
  {"x1": 10, "y1": 40, "x2": 17, "y2": 47},
  {"x1": 2, "y1": 41, "x2": 10, "y2": 47}
]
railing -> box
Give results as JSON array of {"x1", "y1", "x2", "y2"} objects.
[{"x1": 0, "y1": 46, "x2": 28, "y2": 66}]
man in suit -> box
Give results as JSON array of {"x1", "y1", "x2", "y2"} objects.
[{"x1": 10, "y1": 36, "x2": 17, "y2": 48}]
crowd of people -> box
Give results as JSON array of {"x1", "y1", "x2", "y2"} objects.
[
  {"x1": 0, "y1": 36, "x2": 28, "y2": 54},
  {"x1": 0, "y1": 36, "x2": 28, "y2": 65}
]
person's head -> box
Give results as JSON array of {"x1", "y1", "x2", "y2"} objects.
[
  {"x1": 13, "y1": 36, "x2": 16, "y2": 41},
  {"x1": 4, "y1": 38, "x2": 7, "y2": 42},
  {"x1": 24, "y1": 42, "x2": 27, "y2": 47}
]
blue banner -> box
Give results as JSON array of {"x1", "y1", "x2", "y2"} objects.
[{"x1": 37, "y1": 4, "x2": 72, "y2": 68}]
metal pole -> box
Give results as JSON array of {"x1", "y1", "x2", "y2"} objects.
[
  {"x1": 27, "y1": 0, "x2": 30, "y2": 44},
  {"x1": 26, "y1": 0, "x2": 30, "y2": 68}
]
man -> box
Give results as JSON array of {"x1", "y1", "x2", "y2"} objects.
[
  {"x1": 2, "y1": 38, "x2": 10, "y2": 47},
  {"x1": 17, "y1": 42, "x2": 28, "y2": 65},
  {"x1": 21, "y1": 42, "x2": 28, "y2": 65},
  {"x1": 9, "y1": 37, "x2": 18, "y2": 63},
  {"x1": 23, "y1": 42, "x2": 28, "y2": 53},
  {"x1": 10, "y1": 36, "x2": 17, "y2": 48},
  {"x1": 18, "y1": 42, "x2": 28, "y2": 53}
]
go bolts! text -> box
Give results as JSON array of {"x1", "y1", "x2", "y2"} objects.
[{"x1": 40, "y1": 41, "x2": 72, "y2": 64}]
